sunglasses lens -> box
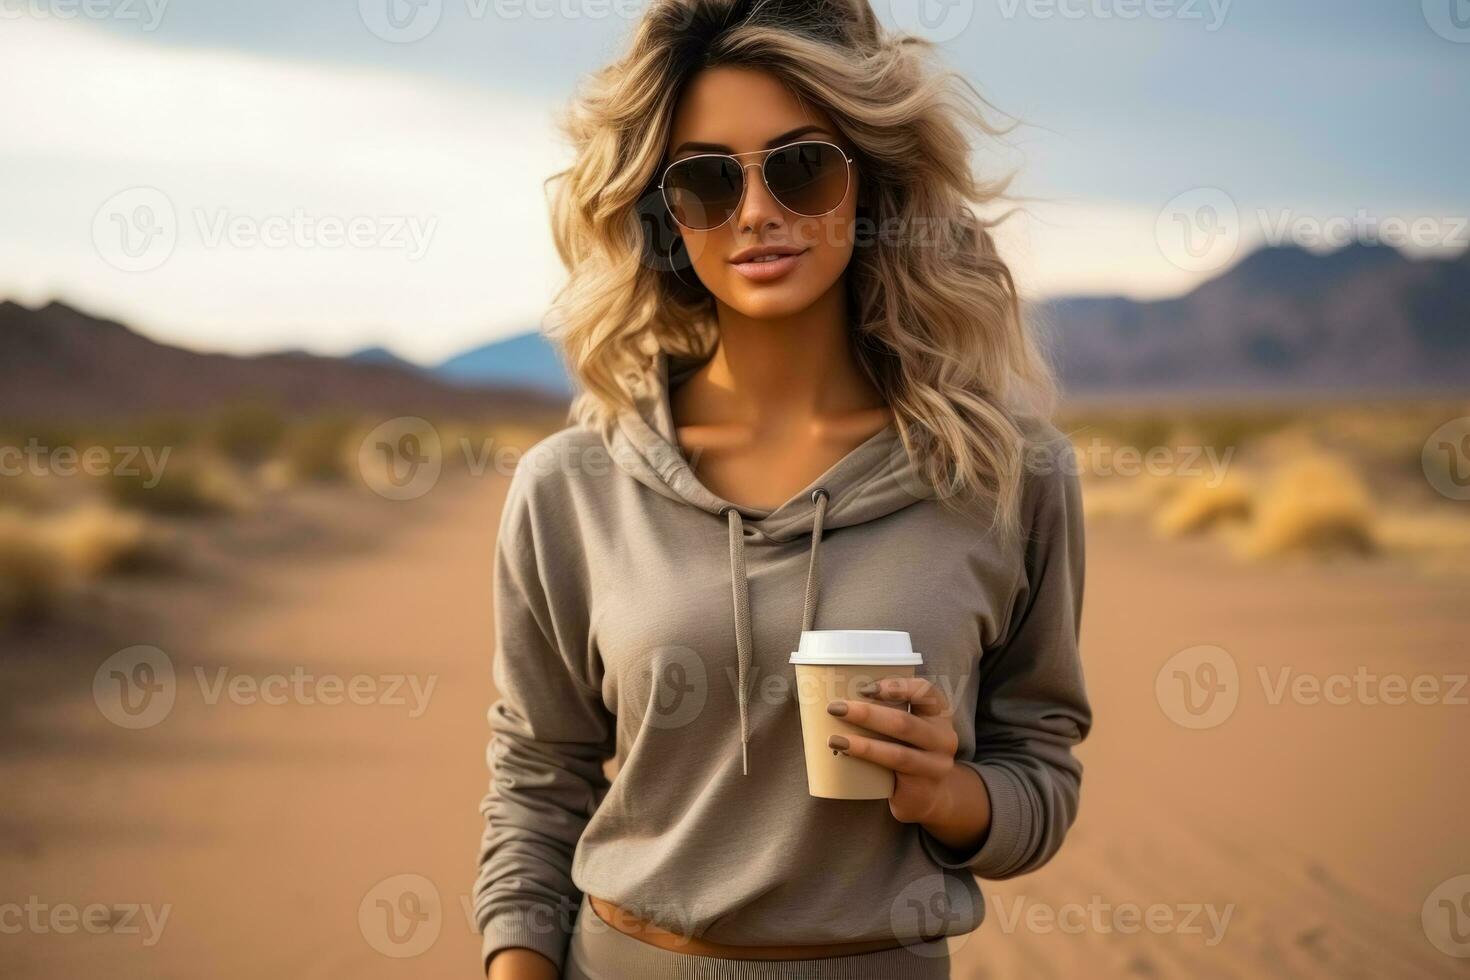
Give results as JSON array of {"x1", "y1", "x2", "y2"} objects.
[
  {"x1": 764, "y1": 142, "x2": 848, "y2": 217},
  {"x1": 663, "y1": 155, "x2": 744, "y2": 230}
]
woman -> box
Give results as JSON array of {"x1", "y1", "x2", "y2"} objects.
[{"x1": 474, "y1": 1, "x2": 1092, "y2": 977}]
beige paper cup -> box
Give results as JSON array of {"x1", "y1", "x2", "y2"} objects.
[{"x1": 789, "y1": 630, "x2": 923, "y2": 800}]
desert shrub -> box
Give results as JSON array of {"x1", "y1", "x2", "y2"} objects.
[
  {"x1": 209, "y1": 403, "x2": 287, "y2": 467},
  {"x1": 0, "y1": 508, "x2": 66, "y2": 625},
  {"x1": 102, "y1": 452, "x2": 247, "y2": 515},
  {"x1": 42, "y1": 503, "x2": 170, "y2": 576},
  {"x1": 1238, "y1": 453, "x2": 1377, "y2": 558},
  {"x1": 0, "y1": 504, "x2": 173, "y2": 627},
  {"x1": 281, "y1": 414, "x2": 358, "y2": 482},
  {"x1": 1154, "y1": 472, "x2": 1253, "y2": 537}
]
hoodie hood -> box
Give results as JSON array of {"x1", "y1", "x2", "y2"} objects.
[
  {"x1": 604, "y1": 348, "x2": 930, "y2": 775},
  {"x1": 607, "y1": 348, "x2": 929, "y2": 540}
]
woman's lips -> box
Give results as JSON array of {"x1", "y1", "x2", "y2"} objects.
[{"x1": 730, "y1": 249, "x2": 807, "y2": 283}]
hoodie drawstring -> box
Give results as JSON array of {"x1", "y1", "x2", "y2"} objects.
[{"x1": 721, "y1": 487, "x2": 829, "y2": 776}]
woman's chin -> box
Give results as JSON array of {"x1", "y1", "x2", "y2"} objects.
[{"x1": 716, "y1": 279, "x2": 822, "y2": 319}]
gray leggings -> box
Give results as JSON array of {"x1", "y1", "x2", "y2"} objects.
[{"x1": 562, "y1": 893, "x2": 952, "y2": 980}]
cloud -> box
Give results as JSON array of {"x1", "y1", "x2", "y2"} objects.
[{"x1": 0, "y1": 18, "x2": 571, "y2": 362}]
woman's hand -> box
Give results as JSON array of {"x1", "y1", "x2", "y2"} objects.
[{"x1": 826, "y1": 677, "x2": 993, "y2": 854}]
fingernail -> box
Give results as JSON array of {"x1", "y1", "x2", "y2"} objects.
[
  {"x1": 828, "y1": 734, "x2": 849, "y2": 754},
  {"x1": 825, "y1": 700, "x2": 848, "y2": 717},
  {"x1": 856, "y1": 682, "x2": 878, "y2": 697}
]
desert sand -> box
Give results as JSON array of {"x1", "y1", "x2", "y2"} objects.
[{"x1": 2, "y1": 470, "x2": 1466, "y2": 979}]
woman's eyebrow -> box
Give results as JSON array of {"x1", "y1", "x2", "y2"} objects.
[{"x1": 670, "y1": 125, "x2": 835, "y2": 157}]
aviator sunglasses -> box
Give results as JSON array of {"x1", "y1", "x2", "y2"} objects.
[{"x1": 658, "y1": 139, "x2": 855, "y2": 231}]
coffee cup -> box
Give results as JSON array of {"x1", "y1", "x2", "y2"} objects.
[{"x1": 789, "y1": 630, "x2": 923, "y2": 800}]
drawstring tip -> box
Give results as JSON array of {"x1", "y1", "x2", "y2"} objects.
[{"x1": 741, "y1": 741, "x2": 749, "y2": 776}]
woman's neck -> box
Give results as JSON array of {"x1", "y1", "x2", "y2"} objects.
[{"x1": 678, "y1": 281, "x2": 887, "y2": 436}]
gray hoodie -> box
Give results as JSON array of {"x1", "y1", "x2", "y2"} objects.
[{"x1": 474, "y1": 349, "x2": 1092, "y2": 974}]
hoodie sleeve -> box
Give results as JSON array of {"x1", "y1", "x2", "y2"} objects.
[
  {"x1": 920, "y1": 435, "x2": 1092, "y2": 879},
  {"x1": 473, "y1": 462, "x2": 614, "y2": 974}
]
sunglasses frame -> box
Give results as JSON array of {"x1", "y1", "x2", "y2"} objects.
[{"x1": 657, "y1": 139, "x2": 856, "y2": 231}]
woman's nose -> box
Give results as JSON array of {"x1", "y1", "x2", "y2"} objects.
[{"x1": 735, "y1": 162, "x2": 784, "y2": 234}]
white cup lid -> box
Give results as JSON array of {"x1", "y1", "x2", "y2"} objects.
[{"x1": 789, "y1": 630, "x2": 923, "y2": 666}]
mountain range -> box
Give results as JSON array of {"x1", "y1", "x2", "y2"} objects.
[
  {"x1": 2, "y1": 243, "x2": 1464, "y2": 421},
  {"x1": 402, "y1": 243, "x2": 1467, "y2": 398},
  {"x1": 1039, "y1": 242, "x2": 1470, "y2": 395},
  {"x1": 0, "y1": 301, "x2": 565, "y2": 421}
]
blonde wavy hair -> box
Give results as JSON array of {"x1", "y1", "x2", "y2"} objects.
[{"x1": 545, "y1": 0, "x2": 1058, "y2": 534}]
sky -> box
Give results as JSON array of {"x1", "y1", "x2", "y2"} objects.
[{"x1": 1, "y1": 0, "x2": 1467, "y2": 363}]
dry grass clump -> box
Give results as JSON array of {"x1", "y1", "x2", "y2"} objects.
[
  {"x1": 280, "y1": 415, "x2": 358, "y2": 483},
  {"x1": 102, "y1": 452, "x2": 252, "y2": 515},
  {"x1": 208, "y1": 403, "x2": 288, "y2": 467},
  {"x1": 0, "y1": 508, "x2": 66, "y2": 625},
  {"x1": 1153, "y1": 472, "x2": 1254, "y2": 537},
  {"x1": 43, "y1": 503, "x2": 170, "y2": 576},
  {"x1": 0, "y1": 504, "x2": 172, "y2": 626},
  {"x1": 1235, "y1": 453, "x2": 1377, "y2": 559}
]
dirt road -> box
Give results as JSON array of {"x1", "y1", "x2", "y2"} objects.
[{"x1": 2, "y1": 472, "x2": 1466, "y2": 978}]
